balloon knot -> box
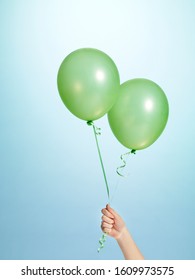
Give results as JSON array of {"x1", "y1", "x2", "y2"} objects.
[
  {"x1": 87, "y1": 120, "x2": 93, "y2": 126},
  {"x1": 131, "y1": 149, "x2": 136, "y2": 154}
]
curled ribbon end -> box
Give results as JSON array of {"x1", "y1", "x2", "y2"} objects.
[
  {"x1": 116, "y1": 151, "x2": 131, "y2": 177},
  {"x1": 97, "y1": 233, "x2": 107, "y2": 253},
  {"x1": 116, "y1": 149, "x2": 136, "y2": 176}
]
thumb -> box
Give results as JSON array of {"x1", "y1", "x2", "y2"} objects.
[{"x1": 106, "y1": 204, "x2": 120, "y2": 218}]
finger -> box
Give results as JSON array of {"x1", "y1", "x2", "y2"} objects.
[
  {"x1": 101, "y1": 208, "x2": 114, "y2": 219},
  {"x1": 101, "y1": 225, "x2": 111, "y2": 234},
  {"x1": 106, "y1": 204, "x2": 120, "y2": 217},
  {"x1": 102, "y1": 222, "x2": 113, "y2": 229},
  {"x1": 102, "y1": 215, "x2": 114, "y2": 224}
]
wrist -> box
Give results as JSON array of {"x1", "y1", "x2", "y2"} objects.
[{"x1": 115, "y1": 226, "x2": 128, "y2": 241}]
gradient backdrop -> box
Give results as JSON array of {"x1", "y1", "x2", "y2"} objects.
[{"x1": 0, "y1": 0, "x2": 195, "y2": 260}]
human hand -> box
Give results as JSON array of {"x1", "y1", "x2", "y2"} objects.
[{"x1": 101, "y1": 204, "x2": 126, "y2": 240}]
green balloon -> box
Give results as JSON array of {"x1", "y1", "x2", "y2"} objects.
[
  {"x1": 108, "y1": 79, "x2": 169, "y2": 150},
  {"x1": 57, "y1": 48, "x2": 120, "y2": 121}
]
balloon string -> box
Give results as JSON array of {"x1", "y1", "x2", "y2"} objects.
[
  {"x1": 116, "y1": 149, "x2": 136, "y2": 177},
  {"x1": 87, "y1": 121, "x2": 110, "y2": 253},
  {"x1": 87, "y1": 121, "x2": 110, "y2": 201},
  {"x1": 97, "y1": 150, "x2": 136, "y2": 252},
  {"x1": 109, "y1": 149, "x2": 136, "y2": 203}
]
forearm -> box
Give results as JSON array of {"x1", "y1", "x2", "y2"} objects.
[{"x1": 116, "y1": 227, "x2": 144, "y2": 260}]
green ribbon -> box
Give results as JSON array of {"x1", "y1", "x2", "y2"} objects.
[
  {"x1": 87, "y1": 121, "x2": 110, "y2": 201},
  {"x1": 87, "y1": 121, "x2": 136, "y2": 253},
  {"x1": 87, "y1": 121, "x2": 110, "y2": 253},
  {"x1": 116, "y1": 149, "x2": 136, "y2": 177},
  {"x1": 97, "y1": 233, "x2": 107, "y2": 253}
]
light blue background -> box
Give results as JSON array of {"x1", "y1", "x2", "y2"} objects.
[{"x1": 0, "y1": 0, "x2": 195, "y2": 260}]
